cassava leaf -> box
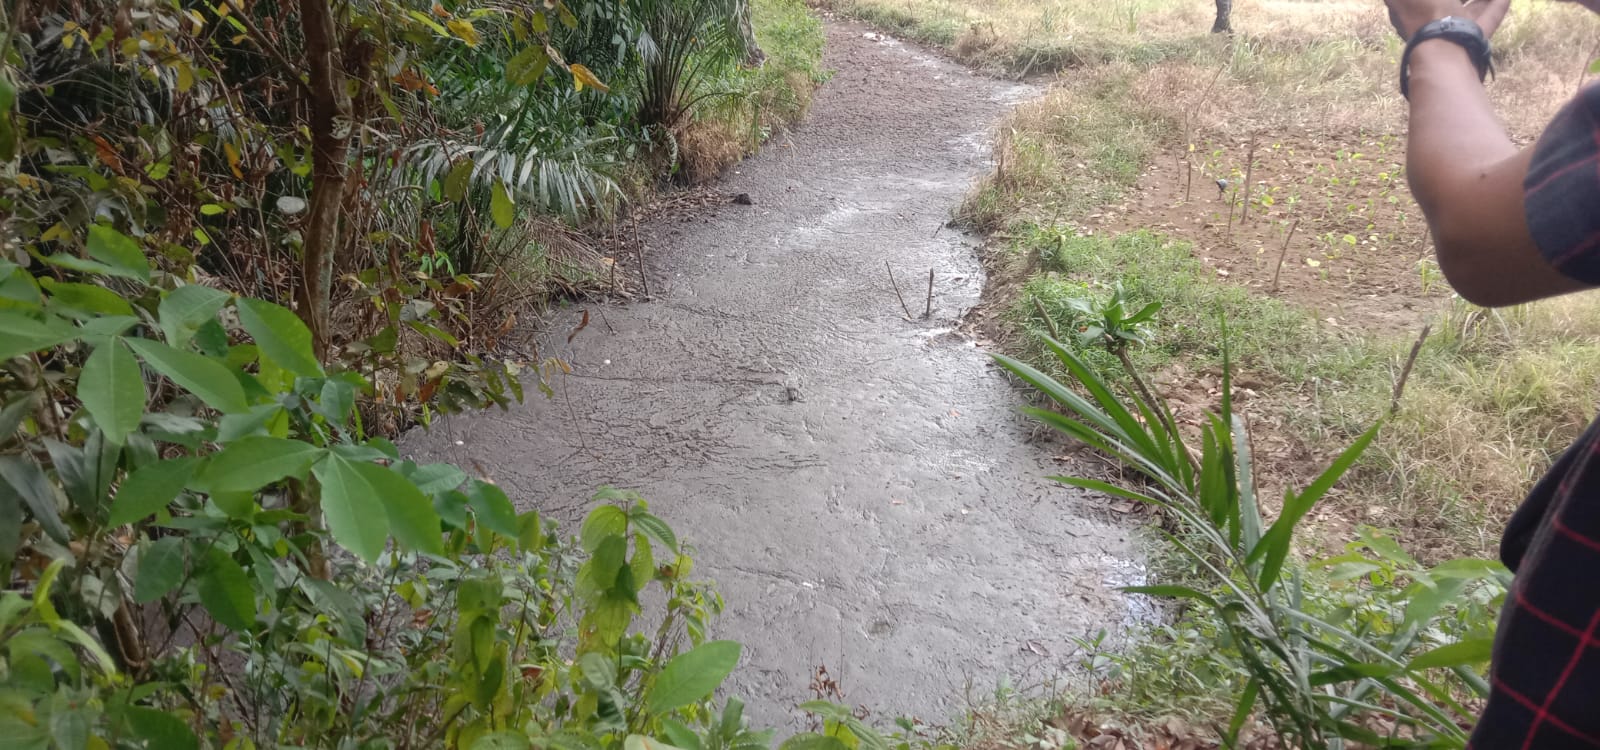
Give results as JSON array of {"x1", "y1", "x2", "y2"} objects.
[
  {"x1": 78, "y1": 338, "x2": 145, "y2": 442},
  {"x1": 109, "y1": 457, "x2": 199, "y2": 526},
  {"x1": 126, "y1": 338, "x2": 249, "y2": 414},
  {"x1": 236, "y1": 298, "x2": 323, "y2": 377}
]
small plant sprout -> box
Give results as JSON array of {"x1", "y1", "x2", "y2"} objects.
[{"x1": 1418, "y1": 258, "x2": 1444, "y2": 294}]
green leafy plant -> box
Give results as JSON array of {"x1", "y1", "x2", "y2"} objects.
[
  {"x1": 0, "y1": 213, "x2": 775, "y2": 747},
  {"x1": 993, "y1": 335, "x2": 1504, "y2": 747}
]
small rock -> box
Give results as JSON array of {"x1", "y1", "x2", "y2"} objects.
[{"x1": 732, "y1": 192, "x2": 754, "y2": 205}]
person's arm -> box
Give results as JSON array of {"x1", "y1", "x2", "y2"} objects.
[{"x1": 1389, "y1": 0, "x2": 1592, "y2": 306}]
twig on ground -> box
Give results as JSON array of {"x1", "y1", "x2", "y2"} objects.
[
  {"x1": 633, "y1": 214, "x2": 650, "y2": 298},
  {"x1": 924, "y1": 268, "x2": 934, "y2": 319},
  {"x1": 1391, "y1": 324, "x2": 1433, "y2": 417},
  {"x1": 886, "y1": 261, "x2": 913, "y2": 320},
  {"x1": 1271, "y1": 218, "x2": 1300, "y2": 293},
  {"x1": 1239, "y1": 134, "x2": 1258, "y2": 223},
  {"x1": 1034, "y1": 298, "x2": 1062, "y2": 341}
]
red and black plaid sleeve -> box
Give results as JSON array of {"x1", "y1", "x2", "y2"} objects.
[
  {"x1": 1524, "y1": 84, "x2": 1600, "y2": 284},
  {"x1": 1468, "y1": 85, "x2": 1600, "y2": 749}
]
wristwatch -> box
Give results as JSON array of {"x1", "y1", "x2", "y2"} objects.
[{"x1": 1400, "y1": 16, "x2": 1495, "y2": 99}]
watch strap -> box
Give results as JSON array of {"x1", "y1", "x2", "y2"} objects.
[{"x1": 1400, "y1": 16, "x2": 1494, "y2": 99}]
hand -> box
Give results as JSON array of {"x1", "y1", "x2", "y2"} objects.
[{"x1": 1384, "y1": 0, "x2": 1510, "y2": 41}]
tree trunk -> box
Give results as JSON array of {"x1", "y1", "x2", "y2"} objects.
[
  {"x1": 1212, "y1": 0, "x2": 1233, "y2": 34},
  {"x1": 732, "y1": 0, "x2": 765, "y2": 67},
  {"x1": 297, "y1": 0, "x2": 352, "y2": 360}
]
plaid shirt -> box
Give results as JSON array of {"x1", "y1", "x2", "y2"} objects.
[{"x1": 1470, "y1": 84, "x2": 1600, "y2": 749}]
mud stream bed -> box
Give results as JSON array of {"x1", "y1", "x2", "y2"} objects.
[{"x1": 402, "y1": 20, "x2": 1144, "y2": 728}]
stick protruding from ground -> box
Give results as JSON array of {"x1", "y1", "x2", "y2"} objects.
[
  {"x1": 1271, "y1": 218, "x2": 1300, "y2": 293},
  {"x1": 886, "y1": 261, "x2": 913, "y2": 320},
  {"x1": 1391, "y1": 324, "x2": 1433, "y2": 417}
]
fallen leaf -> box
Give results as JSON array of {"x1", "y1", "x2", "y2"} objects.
[{"x1": 567, "y1": 309, "x2": 589, "y2": 343}]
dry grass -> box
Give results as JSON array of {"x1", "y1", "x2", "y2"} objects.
[
  {"x1": 674, "y1": 0, "x2": 826, "y2": 183},
  {"x1": 1313, "y1": 297, "x2": 1600, "y2": 558}
]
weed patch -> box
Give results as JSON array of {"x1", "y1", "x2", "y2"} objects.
[{"x1": 1010, "y1": 228, "x2": 1309, "y2": 381}]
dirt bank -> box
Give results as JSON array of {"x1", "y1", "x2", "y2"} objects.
[{"x1": 402, "y1": 19, "x2": 1143, "y2": 728}]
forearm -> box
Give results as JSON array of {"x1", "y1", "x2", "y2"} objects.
[
  {"x1": 1404, "y1": 40, "x2": 1515, "y2": 218},
  {"x1": 1402, "y1": 41, "x2": 1585, "y2": 305}
]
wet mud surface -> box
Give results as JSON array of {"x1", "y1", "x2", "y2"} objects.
[{"x1": 402, "y1": 20, "x2": 1143, "y2": 728}]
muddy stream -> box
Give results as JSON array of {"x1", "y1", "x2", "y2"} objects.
[{"x1": 402, "y1": 20, "x2": 1143, "y2": 728}]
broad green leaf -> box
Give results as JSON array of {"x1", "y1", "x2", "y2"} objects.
[
  {"x1": 0, "y1": 455, "x2": 70, "y2": 544},
  {"x1": 124, "y1": 707, "x2": 198, "y2": 750},
  {"x1": 134, "y1": 537, "x2": 186, "y2": 603},
  {"x1": 778, "y1": 735, "x2": 850, "y2": 750},
  {"x1": 109, "y1": 457, "x2": 199, "y2": 526},
  {"x1": 49, "y1": 705, "x2": 88, "y2": 750},
  {"x1": 217, "y1": 404, "x2": 288, "y2": 442},
  {"x1": 401, "y1": 462, "x2": 467, "y2": 496},
  {"x1": 1407, "y1": 638, "x2": 1494, "y2": 670},
  {"x1": 86, "y1": 225, "x2": 151, "y2": 282},
  {"x1": 646, "y1": 640, "x2": 741, "y2": 714},
  {"x1": 194, "y1": 437, "x2": 325, "y2": 494},
  {"x1": 78, "y1": 338, "x2": 146, "y2": 442},
  {"x1": 78, "y1": 314, "x2": 139, "y2": 338},
  {"x1": 491, "y1": 180, "x2": 515, "y2": 229},
  {"x1": 210, "y1": 491, "x2": 255, "y2": 518},
  {"x1": 1403, "y1": 576, "x2": 1469, "y2": 627},
  {"x1": 631, "y1": 511, "x2": 678, "y2": 552},
  {"x1": 444, "y1": 159, "x2": 475, "y2": 202},
  {"x1": 472, "y1": 733, "x2": 533, "y2": 750},
  {"x1": 41, "y1": 280, "x2": 134, "y2": 317},
  {"x1": 505, "y1": 46, "x2": 549, "y2": 86},
  {"x1": 40, "y1": 252, "x2": 134, "y2": 279},
  {"x1": 625, "y1": 736, "x2": 689, "y2": 750},
  {"x1": 466, "y1": 481, "x2": 519, "y2": 539},
  {"x1": 158, "y1": 285, "x2": 230, "y2": 347},
  {"x1": 126, "y1": 337, "x2": 249, "y2": 414},
  {"x1": 0, "y1": 311, "x2": 74, "y2": 360},
  {"x1": 581, "y1": 505, "x2": 628, "y2": 552},
  {"x1": 318, "y1": 378, "x2": 355, "y2": 425},
  {"x1": 579, "y1": 651, "x2": 617, "y2": 690},
  {"x1": 311, "y1": 455, "x2": 392, "y2": 563},
  {"x1": 196, "y1": 548, "x2": 255, "y2": 631},
  {"x1": 629, "y1": 532, "x2": 655, "y2": 592},
  {"x1": 361, "y1": 460, "x2": 443, "y2": 555},
  {"x1": 237, "y1": 298, "x2": 323, "y2": 377},
  {"x1": 661, "y1": 719, "x2": 704, "y2": 750}
]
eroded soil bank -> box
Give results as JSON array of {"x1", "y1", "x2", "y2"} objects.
[{"x1": 402, "y1": 19, "x2": 1142, "y2": 728}]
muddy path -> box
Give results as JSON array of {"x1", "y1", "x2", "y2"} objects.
[{"x1": 402, "y1": 19, "x2": 1142, "y2": 728}]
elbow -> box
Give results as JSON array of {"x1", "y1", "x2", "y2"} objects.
[{"x1": 1433, "y1": 229, "x2": 1519, "y2": 308}]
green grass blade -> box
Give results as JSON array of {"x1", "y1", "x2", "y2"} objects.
[{"x1": 1251, "y1": 422, "x2": 1381, "y2": 590}]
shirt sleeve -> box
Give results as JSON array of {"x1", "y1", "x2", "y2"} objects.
[{"x1": 1524, "y1": 84, "x2": 1600, "y2": 285}]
